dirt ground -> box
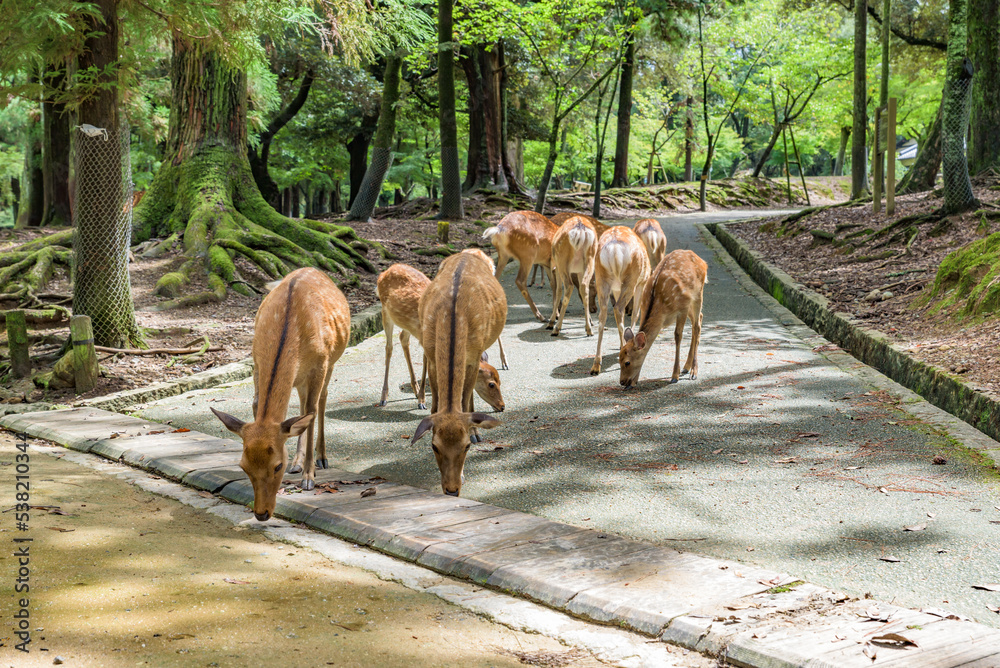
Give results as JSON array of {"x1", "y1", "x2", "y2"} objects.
[
  {"x1": 729, "y1": 179, "x2": 1000, "y2": 400},
  {"x1": 0, "y1": 178, "x2": 843, "y2": 405},
  {"x1": 0, "y1": 430, "x2": 614, "y2": 668}
]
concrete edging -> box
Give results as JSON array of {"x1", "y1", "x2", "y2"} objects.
[{"x1": 707, "y1": 221, "x2": 1000, "y2": 452}]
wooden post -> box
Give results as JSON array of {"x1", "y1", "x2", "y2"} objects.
[
  {"x1": 70, "y1": 315, "x2": 98, "y2": 393},
  {"x1": 781, "y1": 124, "x2": 793, "y2": 205},
  {"x1": 788, "y1": 125, "x2": 811, "y2": 207},
  {"x1": 6, "y1": 309, "x2": 30, "y2": 378},
  {"x1": 873, "y1": 106, "x2": 883, "y2": 214},
  {"x1": 887, "y1": 97, "x2": 896, "y2": 215},
  {"x1": 437, "y1": 221, "x2": 450, "y2": 244}
]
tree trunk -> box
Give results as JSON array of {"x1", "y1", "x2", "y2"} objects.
[
  {"x1": 42, "y1": 58, "x2": 71, "y2": 227},
  {"x1": 851, "y1": 0, "x2": 869, "y2": 199},
  {"x1": 752, "y1": 124, "x2": 784, "y2": 178},
  {"x1": 683, "y1": 96, "x2": 694, "y2": 181},
  {"x1": 611, "y1": 35, "x2": 635, "y2": 188},
  {"x1": 346, "y1": 114, "x2": 378, "y2": 208},
  {"x1": 534, "y1": 125, "x2": 560, "y2": 214},
  {"x1": 899, "y1": 98, "x2": 943, "y2": 193},
  {"x1": 834, "y1": 126, "x2": 851, "y2": 176},
  {"x1": 248, "y1": 69, "x2": 315, "y2": 212},
  {"x1": 482, "y1": 44, "x2": 507, "y2": 190},
  {"x1": 460, "y1": 45, "x2": 490, "y2": 192},
  {"x1": 348, "y1": 52, "x2": 402, "y2": 222},
  {"x1": 133, "y1": 34, "x2": 373, "y2": 309},
  {"x1": 968, "y1": 0, "x2": 1000, "y2": 175},
  {"x1": 291, "y1": 183, "x2": 301, "y2": 218},
  {"x1": 941, "y1": 0, "x2": 978, "y2": 214},
  {"x1": 438, "y1": 0, "x2": 463, "y2": 219},
  {"x1": 18, "y1": 92, "x2": 43, "y2": 228},
  {"x1": 331, "y1": 181, "x2": 343, "y2": 213},
  {"x1": 74, "y1": 0, "x2": 140, "y2": 347}
]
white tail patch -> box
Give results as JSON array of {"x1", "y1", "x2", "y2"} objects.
[
  {"x1": 566, "y1": 224, "x2": 596, "y2": 251},
  {"x1": 482, "y1": 226, "x2": 501, "y2": 241},
  {"x1": 598, "y1": 241, "x2": 629, "y2": 277}
]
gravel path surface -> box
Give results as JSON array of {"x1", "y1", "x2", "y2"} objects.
[{"x1": 136, "y1": 209, "x2": 1000, "y2": 628}]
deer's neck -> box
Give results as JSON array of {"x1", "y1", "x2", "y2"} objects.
[
  {"x1": 436, "y1": 258, "x2": 471, "y2": 414},
  {"x1": 256, "y1": 277, "x2": 302, "y2": 422}
]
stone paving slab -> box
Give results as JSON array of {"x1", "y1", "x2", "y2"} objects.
[
  {"x1": 0, "y1": 407, "x2": 159, "y2": 451},
  {"x1": 119, "y1": 432, "x2": 235, "y2": 469},
  {"x1": 181, "y1": 464, "x2": 246, "y2": 493},
  {"x1": 374, "y1": 504, "x2": 518, "y2": 561}
]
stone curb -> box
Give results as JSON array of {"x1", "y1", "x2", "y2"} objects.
[
  {"x1": 5, "y1": 407, "x2": 1000, "y2": 666},
  {"x1": 704, "y1": 222, "x2": 1000, "y2": 468},
  {"x1": 0, "y1": 302, "x2": 385, "y2": 417}
]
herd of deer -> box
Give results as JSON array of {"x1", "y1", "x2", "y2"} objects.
[{"x1": 210, "y1": 211, "x2": 707, "y2": 521}]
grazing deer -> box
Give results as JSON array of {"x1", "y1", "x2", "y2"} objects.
[
  {"x1": 376, "y1": 261, "x2": 505, "y2": 411},
  {"x1": 619, "y1": 250, "x2": 707, "y2": 388},
  {"x1": 548, "y1": 215, "x2": 598, "y2": 336},
  {"x1": 412, "y1": 252, "x2": 506, "y2": 496},
  {"x1": 211, "y1": 268, "x2": 350, "y2": 520},
  {"x1": 590, "y1": 226, "x2": 651, "y2": 375},
  {"x1": 482, "y1": 211, "x2": 558, "y2": 323},
  {"x1": 634, "y1": 218, "x2": 667, "y2": 268},
  {"x1": 529, "y1": 213, "x2": 610, "y2": 291}
]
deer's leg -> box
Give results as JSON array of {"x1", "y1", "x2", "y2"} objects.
[
  {"x1": 400, "y1": 330, "x2": 419, "y2": 399},
  {"x1": 494, "y1": 252, "x2": 510, "y2": 279},
  {"x1": 288, "y1": 384, "x2": 307, "y2": 474},
  {"x1": 416, "y1": 353, "x2": 429, "y2": 410},
  {"x1": 463, "y1": 366, "x2": 480, "y2": 443},
  {"x1": 629, "y1": 281, "x2": 644, "y2": 333},
  {"x1": 612, "y1": 286, "x2": 628, "y2": 349},
  {"x1": 515, "y1": 262, "x2": 545, "y2": 321},
  {"x1": 685, "y1": 305, "x2": 704, "y2": 379},
  {"x1": 546, "y1": 268, "x2": 561, "y2": 328},
  {"x1": 315, "y1": 363, "x2": 334, "y2": 469},
  {"x1": 552, "y1": 271, "x2": 572, "y2": 336},
  {"x1": 428, "y1": 357, "x2": 439, "y2": 415},
  {"x1": 295, "y1": 381, "x2": 319, "y2": 490},
  {"x1": 495, "y1": 336, "x2": 509, "y2": 370},
  {"x1": 527, "y1": 263, "x2": 541, "y2": 287},
  {"x1": 671, "y1": 313, "x2": 687, "y2": 383},
  {"x1": 578, "y1": 272, "x2": 594, "y2": 336},
  {"x1": 590, "y1": 279, "x2": 612, "y2": 375},
  {"x1": 588, "y1": 275, "x2": 598, "y2": 313},
  {"x1": 379, "y1": 310, "x2": 394, "y2": 407}
]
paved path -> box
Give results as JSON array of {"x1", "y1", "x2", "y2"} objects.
[{"x1": 125, "y1": 209, "x2": 1000, "y2": 629}]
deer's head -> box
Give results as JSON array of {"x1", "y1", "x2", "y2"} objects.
[
  {"x1": 475, "y1": 352, "x2": 505, "y2": 412},
  {"x1": 619, "y1": 328, "x2": 649, "y2": 388},
  {"x1": 211, "y1": 408, "x2": 313, "y2": 521},
  {"x1": 411, "y1": 412, "x2": 500, "y2": 495}
]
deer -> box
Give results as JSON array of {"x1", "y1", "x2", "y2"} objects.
[
  {"x1": 548, "y1": 215, "x2": 598, "y2": 337},
  {"x1": 619, "y1": 250, "x2": 707, "y2": 389},
  {"x1": 210, "y1": 267, "x2": 350, "y2": 521},
  {"x1": 482, "y1": 211, "x2": 558, "y2": 324},
  {"x1": 412, "y1": 252, "x2": 507, "y2": 496},
  {"x1": 528, "y1": 212, "x2": 610, "y2": 292},
  {"x1": 634, "y1": 218, "x2": 667, "y2": 268},
  {"x1": 376, "y1": 260, "x2": 505, "y2": 412},
  {"x1": 590, "y1": 226, "x2": 651, "y2": 376}
]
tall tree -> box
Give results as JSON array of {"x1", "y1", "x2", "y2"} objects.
[
  {"x1": 968, "y1": 0, "x2": 1000, "y2": 175},
  {"x1": 74, "y1": 0, "x2": 141, "y2": 346},
  {"x1": 610, "y1": 32, "x2": 635, "y2": 187},
  {"x1": 851, "y1": 0, "x2": 869, "y2": 199},
  {"x1": 438, "y1": 0, "x2": 464, "y2": 219},
  {"x1": 41, "y1": 56, "x2": 71, "y2": 226},
  {"x1": 347, "y1": 51, "x2": 403, "y2": 222},
  {"x1": 939, "y1": 0, "x2": 978, "y2": 214},
  {"x1": 898, "y1": 97, "x2": 943, "y2": 193}
]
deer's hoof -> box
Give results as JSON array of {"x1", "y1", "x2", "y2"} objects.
[
  {"x1": 378, "y1": 400, "x2": 387, "y2": 407},
  {"x1": 590, "y1": 368, "x2": 600, "y2": 376},
  {"x1": 417, "y1": 402, "x2": 427, "y2": 410},
  {"x1": 287, "y1": 464, "x2": 302, "y2": 474},
  {"x1": 550, "y1": 331, "x2": 560, "y2": 337},
  {"x1": 301, "y1": 478, "x2": 315, "y2": 491},
  {"x1": 669, "y1": 377, "x2": 679, "y2": 384},
  {"x1": 316, "y1": 458, "x2": 328, "y2": 469},
  {"x1": 500, "y1": 363, "x2": 509, "y2": 371},
  {"x1": 690, "y1": 372, "x2": 698, "y2": 380}
]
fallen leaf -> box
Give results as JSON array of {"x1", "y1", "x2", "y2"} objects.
[
  {"x1": 171, "y1": 428, "x2": 191, "y2": 433},
  {"x1": 167, "y1": 633, "x2": 195, "y2": 641},
  {"x1": 932, "y1": 455, "x2": 947, "y2": 465},
  {"x1": 774, "y1": 457, "x2": 798, "y2": 464},
  {"x1": 223, "y1": 578, "x2": 250, "y2": 585},
  {"x1": 737, "y1": 459, "x2": 749, "y2": 465},
  {"x1": 736, "y1": 386, "x2": 745, "y2": 389},
  {"x1": 927, "y1": 512, "x2": 936, "y2": 518},
  {"x1": 879, "y1": 556, "x2": 901, "y2": 563},
  {"x1": 797, "y1": 432, "x2": 821, "y2": 438},
  {"x1": 530, "y1": 450, "x2": 542, "y2": 455},
  {"x1": 712, "y1": 449, "x2": 723, "y2": 455},
  {"x1": 844, "y1": 466, "x2": 863, "y2": 470},
  {"x1": 46, "y1": 527, "x2": 74, "y2": 532},
  {"x1": 987, "y1": 605, "x2": 1000, "y2": 614},
  {"x1": 197, "y1": 491, "x2": 214, "y2": 499},
  {"x1": 527, "y1": 416, "x2": 540, "y2": 423},
  {"x1": 859, "y1": 606, "x2": 891, "y2": 621},
  {"x1": 360, "y1": 487, "x2": 377, "y2": 498},
  {"x1": 903, "y1": 523, "x2": 927, "y2": 532},
  {"x1": 972, "y1": 584, "x2": 1000, "y2": 592},
  {"x1": 863, "y1": 644, "x2": 877, "y2": 661},
  {"x1": 871, "y1": 633, "x2": 918, "y2": 649},
  {"x1": 109, "y1": 433, "x2": 121, "y2": 439}
]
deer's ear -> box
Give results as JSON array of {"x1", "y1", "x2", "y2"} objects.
[
  {"x1": 634, "y1": 331, "x2": 647, "y2": 350},
  {"x1": 411, "y1": 416, "x2": 434, "y2": 445},
  {"x1": 624, "y1": 328, "x2": 634, "y2": 343},
  {"x1": 480, "y1": 351, "x2": 489, "y2": 363},
  {"x1": 468, "y1": 413, "x2": 500, "y2": 430},
  {"x1": 281, "y1": 414, "x2": 314, "y2": 438},
  {"x1": 211, "y1": 407, "x2": 245, "y2": 435}
]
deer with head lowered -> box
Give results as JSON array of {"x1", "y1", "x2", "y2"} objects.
[
  {"x1": 634, "y1": 218, "x2": 667, "y2": 268},
  {"x1": 529, "y1": 213, "x2": 609, "y2": 305},
  {"x1": 590, "y1": 226, "x2": 651, "y2": 376},
  {"x1": 377, "y1": 258, "x2": 505, "y2": 412},
  {"x1": 210, "y1": 268, "x2": 349, "y2": 521},
  {"x1": 619, "y1": 250, "x2": 707, "y2": 388},
  {"x1": 482, "y1": 211, "x2": 558, "y2": 324},
  {"x1": 412, "y1": 252, "x2": 507, "y2": 496},
  {"x1": 548, "y1": 215, "x2": 598, "y2": 336}
]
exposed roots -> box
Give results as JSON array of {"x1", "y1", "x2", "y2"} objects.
[
  {"x1": 133, "y1": 147, "x2": 378, "y2": 308},
  {"x1": 0, "y1": 229, "x2": 74, "y2": 309}
]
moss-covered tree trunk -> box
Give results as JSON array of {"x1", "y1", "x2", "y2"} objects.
[
  {"x1": 133, "y1": 34, "x2": 374, "y2": 309},
  {"x1": 347, "y1": 52, "x2": 402, "y2": 222},
  {"x1": 75, "y1": 0, "x2": 141, "y2": 347},
  {"x1": 438, "y1": 0, "x2": 464, "y2": 220},
  {"x1": 42, "y1": 58, "x2": 71, "y2": 227},
  {"x1": 940, "y1": 0, "x2": 978, "y2": 214},
  {"x1": 18, "y1": 77, "x2": 43, "y2": 229},
  {"x1": 851, "y1": 0, "x2": 869, "y2": 200},
  {"x1": 968, "y1": 0, "x2": 1000, "y2": 175}
]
